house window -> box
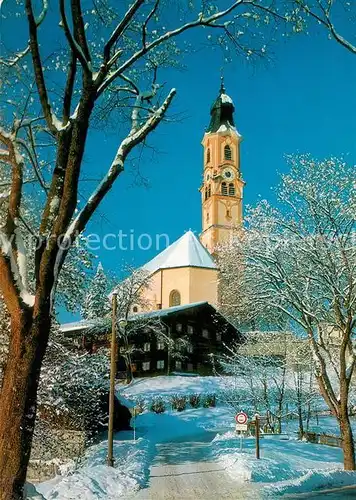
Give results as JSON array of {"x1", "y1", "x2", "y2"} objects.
[
  {"x1": 207, "y1": 148, "x2": 211, "y2": 163},
  {"x1": 187, "y1": 325, "x2": 194, "y2": 335},
  {"x1": 187, "y1": 363, "x2": 194, "y2": 372},
  {"x1": 143, "y1": 342, "x2": 151, "y2": 352},
  {"x1": 202, "y1": 329, "x2": 209, "y2": 339},
  {"x1": 175, "y1": 361, "x2": 182, "y2": 370},
  {"x1": 221, "y1": 182, "x2": 228, "y2": 196},
  {"x1": 229, "y1": 183, "x2": 235, "y2": 196},
  {"x1": 224, "y1": 144, "x2": 232, "y2": 160},
  {"x1": 169, "y1": 289, "x2": 181, "y2": 307},
  {"x1": 157, "y1": 360, "x2": 165, "y2": 370},
  {"x1": 176, "y1": 323, "x2": 182, "y2": 333},
  {"x1": 132, "y1": 305, "x2": 138, "y2": 313},
  {"x1": 142, "y1": 361, "x2": 150, "y2": 371},
  {"x1": 157, "y1": 342, "x2": 165, "y2": 350},
  {"x1": 216, "y1": 332, "x2": 222, "y2": 341},
  {"x1": 187, "y1": 344, "x2": 193, "y2": 354}
]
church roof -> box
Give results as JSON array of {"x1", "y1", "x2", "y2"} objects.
[
  {"x1": 143, "y1": 230, "x2": 217, "y2": 273},
  {"x1": 206, "y1": 79, "x2": 238, "y2": 134}
]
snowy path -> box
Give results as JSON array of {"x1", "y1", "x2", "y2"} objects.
[{"x1": 130, "y1": 433, "x2": 261, "y2": 499}]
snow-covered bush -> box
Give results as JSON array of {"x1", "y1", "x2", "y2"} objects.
[
  {"x1": 171, "y1": 395, "x2": 187, "y2": 412},
  {"x1": 189, "y1": 394, "x2": 201, "y2": 408},
  {"x1": 150, "y1": 397, "x2": 166, "y2": 414},
  {"x1": 38, "y1": 328, "x2": 110, "y2": 434},
  {"x1": 203, "y1": 394, "x2": 216, "y2": 408}
]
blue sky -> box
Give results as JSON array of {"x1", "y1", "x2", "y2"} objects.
[{"x1": 79, "y1": 25, "x2": 356, "y2": 277}]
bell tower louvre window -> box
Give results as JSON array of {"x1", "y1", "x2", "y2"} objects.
[
  {"x1": 221, "y1": 182, "x2": 228, "y2": 196},
  {"x1": 224, "y1": 145, "x2": 232, "y2": 161},
  {"x1": 229, "y1": 183, "x2": 235, "y2": 196}
]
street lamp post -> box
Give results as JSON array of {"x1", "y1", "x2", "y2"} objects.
[
  {"x1": 107, "y1": 295, "x2": 128, "y2": 467},
  {"x1": 107, "y1": 293, "x2": 117, "y2": 467}
]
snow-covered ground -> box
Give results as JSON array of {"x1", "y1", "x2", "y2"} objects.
[
  {"x1": 211, "y1": 431, "x2": 356, "y2": 496},
  {"x1": 120, "y1": 374, "x2": 234, "y2": 401},
  {"x1": 37, "y1": 434, "x2": 153, "y2": 499},
  {"x1": 34, "y1": 375, "x2": 356, "y2": 499}
]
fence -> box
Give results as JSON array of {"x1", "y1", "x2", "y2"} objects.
[{"x1": 301, "y1": 431, "x2": 343, "y2": 448}]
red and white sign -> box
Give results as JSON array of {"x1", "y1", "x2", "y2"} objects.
[{"x1": 235, "y1": 411, "x2": 248, "y2": 425}]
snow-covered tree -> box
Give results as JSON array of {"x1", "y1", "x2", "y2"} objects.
[
  {"x1": 220, "y1": 330, "x2": 318, "y2": 435},
  {"x1": 81, "y1": 263, "x2": 110, "y2": 320},
  {"x1": 0, "y1": 0, "x2": 306, "y2": 494},
  {"x1": 38, "y1": 326, "x2": 110, "y2": 434},
  {"x1": 219, "y1": 155, "x2": 356, "y2": 469},
  {"x1": 294, "y1": 0, "x2": 356, "y2": 56}
]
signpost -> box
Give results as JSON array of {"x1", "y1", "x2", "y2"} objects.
[
  {"x1": 235, "y1": 412, "x2": 249, "y2": 451},
  {"x1": 107, "y1": 293, "x2": 117, "y2": 467}
]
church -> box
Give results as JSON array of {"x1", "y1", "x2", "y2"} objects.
[
  {"x1": 61, "y1": 81, "x2": 243, "y2": 375},
  {"x1": 132, "y1": 79, "x2": 244, "y2": 313}
]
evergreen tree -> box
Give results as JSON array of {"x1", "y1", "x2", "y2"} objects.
[{"x1": 82, "y1": 263, "x2": 109, "y2": 320}]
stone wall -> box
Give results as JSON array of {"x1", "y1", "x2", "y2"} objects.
[{"x1": 27, "y1": 422, "x2": 86, "y2": 483}]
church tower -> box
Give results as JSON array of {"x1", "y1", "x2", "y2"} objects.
[{"x1": 200, "y1": 80, "x2": 244, "y2": 254}]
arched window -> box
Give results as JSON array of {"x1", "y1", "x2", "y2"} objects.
[
  {"x1": 169, "y1": 290, "x2": 181, "y2": 307},
  {"x1": 208, "y1": 184, "x2": 211, "y2": 197},
  {"x1": 133, "y1": 306, "x2": 138, "y2": 313},
  {"x1": 224, "y1": 145, "x2": 232, "y2": 161},
  {"x1": 206, "y1": 212, "x2": 209, "y2": 223},
  {"x1": 221, "y1": 182, "x2": 228, "y2": 196},
  {"x1": 205, "y1": 188, "x2": 208, "y2": 201},
  {"x1": 207, "y1": 148, "x2": 211, "y2": 163},
  {"x1": 229, "y1": 183, "x2": 235, "y2": 196}
]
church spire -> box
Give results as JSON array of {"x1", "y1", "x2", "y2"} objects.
[
  {"x1": 206, "y1": 79, "x2": 235, "y2": 133},
  {"x1": 200, "y1": 81, "x2": 244, "y2": 255}
]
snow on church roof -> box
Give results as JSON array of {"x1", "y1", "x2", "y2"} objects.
[{"x1": 143, "y1": 231, "x2": 217, "y2": 273}]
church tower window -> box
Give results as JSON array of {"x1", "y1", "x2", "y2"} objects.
[
  {"x1": 229, "y1": 183, "x2": 235, "y2": 196},
  {"x1": 205, "y1": 188, "x2": 208, "y2": 201},
  {"x1": 224, "y1": 145, "x2": 232, "y2": 161},
  {"x1": 169, "y1": 290, "x2": 181, "y2": 307},
  {"x1": 207, "y1": 148, "x2": 211, "y2": 163},
  {"x1": 221, "y1": 182, "x2": 228, "y2": 196},
  {"x1": 208, "y1": 184, "x2": 211, "y2": 197}
]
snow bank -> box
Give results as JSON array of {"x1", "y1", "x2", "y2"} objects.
[
  {"x1": 120, "y1": 375, "x2": 236, "y2": 401},
  {"x1": 211, "y1": 430, "x2": 350, "y2": 493},
  {"x1": 265, "y1": 469, "x2": 356, "y2": 496},
  {"x1": 37, "y1": 435, "x2": 152, "y2": 500}
]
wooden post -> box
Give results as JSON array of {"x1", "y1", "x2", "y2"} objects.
[
  {"x1": 255, "y1": 414, "x2": 260, "y2": 459},
  {"x1": 107, "y1": 293, "x2": 118, "y2": 467}
]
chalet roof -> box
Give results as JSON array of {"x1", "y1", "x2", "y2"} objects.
[
  {"x1": 131, "y1": 301, "x2": 209, "y2": 320},
  {"x1": 60, "y1": 301, "x2": 238, "y2": 335},
  {"x1": 143, "y1": 230, "x2": 217, "y2": 273},
  {"x1": 60, "y1": 320, "x2": 93, "y2": 333}
]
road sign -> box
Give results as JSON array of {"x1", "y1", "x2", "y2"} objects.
[
  {"x1": 235, "y1": 411, "x2": 248, "y2": 425},
  {"x1": 235, "y1": 423, "x2": 248, "y2": 431}
]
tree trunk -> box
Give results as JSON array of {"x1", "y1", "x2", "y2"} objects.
[
  {"x1": 339, "y1": 411, "x2": 356, "y2": 470},
  {"x1": 0, "y1": 311, "x2": 51, "y2": 500}
]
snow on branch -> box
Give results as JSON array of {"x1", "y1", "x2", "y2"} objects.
[
  {"x1": 49, "y1": 88, "x2": 176, "y2": 310},
  {"x1": 96, "y1": 0, "x2": 249, "y2": 95},
  {"x1": 59, "y1": 0, "x2": 92, "y2": 75}
]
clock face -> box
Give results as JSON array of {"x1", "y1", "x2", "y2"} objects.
[{"x1": 223, "y1": 168, "x2": 235, "y2": 180}]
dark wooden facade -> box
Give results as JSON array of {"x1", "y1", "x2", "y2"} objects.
[
  {"x1": 117, "y1": 302, "x2": 238, "y2": 376},
  {"x1": 61, "y1": 302, "x2": 239, "y2": 377}
]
